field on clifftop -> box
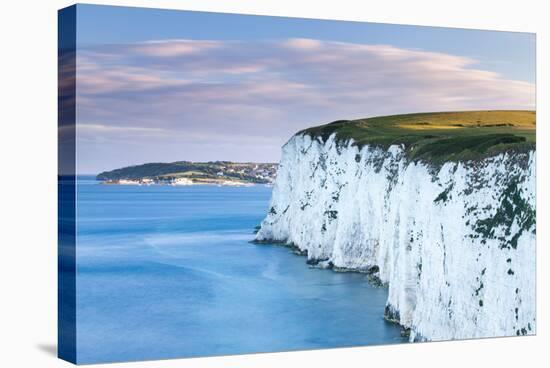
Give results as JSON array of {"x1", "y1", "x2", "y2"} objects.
[{"x1": 299, "y1": 110, "x2": 535, "y2": 163}]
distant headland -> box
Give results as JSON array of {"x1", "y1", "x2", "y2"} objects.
[{"x1": 96, "y1": 161, "x2": 278, "y2": 186}]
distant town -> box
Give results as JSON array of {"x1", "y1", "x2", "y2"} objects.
[{"x1": 96, "y1": 161, "x2": 278, "y2": 186}]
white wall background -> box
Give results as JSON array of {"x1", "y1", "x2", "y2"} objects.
[{"x1": 0, "y1": 0, "x2": 547, "y2": 367}]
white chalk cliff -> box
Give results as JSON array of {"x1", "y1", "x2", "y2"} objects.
[{"x1": 256, "y1": 133, "x2": 536, "y2": 341}]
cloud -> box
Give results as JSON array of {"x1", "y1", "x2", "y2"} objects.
[
  {"x1": 74, "y1": 38, "x2": 535, "y2": 172},
  {"x1": 77, "y1": 38, "x2": 534, "y2": 112},
  {"x1": 77, "y1": 123, "x2": 167, "y2": 133},
  {"x1": 284, "y1": 38, "x2": 323, "y2": 50},
  {"x1": 134, "y1": 39, "x2": 223, "y2": 57}
]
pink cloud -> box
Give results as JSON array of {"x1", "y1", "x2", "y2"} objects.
[
  {"x1": 76, "y1": 37, "x2": 535, "y2": 166},
  {"x1": 134, "y1": 39, "x2": 223, "y2": 57}
]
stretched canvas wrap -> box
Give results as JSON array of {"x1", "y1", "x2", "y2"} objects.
[{"x1": 58, "y1": 4, "x2": 536, "y2": 364}]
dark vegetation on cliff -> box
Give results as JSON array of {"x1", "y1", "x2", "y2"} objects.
[{"x1": 298, "y1": 110, "x2": 535, "y2": 163}]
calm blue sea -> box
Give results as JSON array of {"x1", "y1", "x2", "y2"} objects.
[{"x1": 75, "y1": 176, "x2": 405, "y2": 363}]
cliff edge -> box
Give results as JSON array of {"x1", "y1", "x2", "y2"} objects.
[{"x1": 256, "y1": 111, "x2": 536, "y2": 341}]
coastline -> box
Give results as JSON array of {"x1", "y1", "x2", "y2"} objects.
[
  {"x1": 255, "y1": 132, "x2": 535, "y2": 342},
  {"x1": 250, "y1": 237, "x2": 408, "y2": 336},
  {"x1": 99, "y1": 178, "x2": 271, "y2": 187}
]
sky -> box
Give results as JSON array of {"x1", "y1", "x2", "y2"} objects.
[{"x1": 72, "y1": 4, "x2": 536, "y2": 174}]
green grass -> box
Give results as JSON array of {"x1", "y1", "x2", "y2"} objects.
[{"x1": 298, "y1": 110, "x2": 535, "y2": 164}]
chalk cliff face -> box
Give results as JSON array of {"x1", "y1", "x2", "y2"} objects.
[{"x1": 256, "y1": 133, "x2": 536, "y2": 341}]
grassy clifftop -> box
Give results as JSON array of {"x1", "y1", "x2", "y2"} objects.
[{"x1": 298, "y1": 110, "x2": 535, "y2": 163}]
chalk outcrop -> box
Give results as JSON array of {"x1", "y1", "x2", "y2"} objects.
[{"x1": 256, "y1": 133, "x2": 536, "y2": 341}]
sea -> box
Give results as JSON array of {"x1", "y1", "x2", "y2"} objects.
[{"x1": 75, "y1": 176, "x2": 405, "y2": 363}]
